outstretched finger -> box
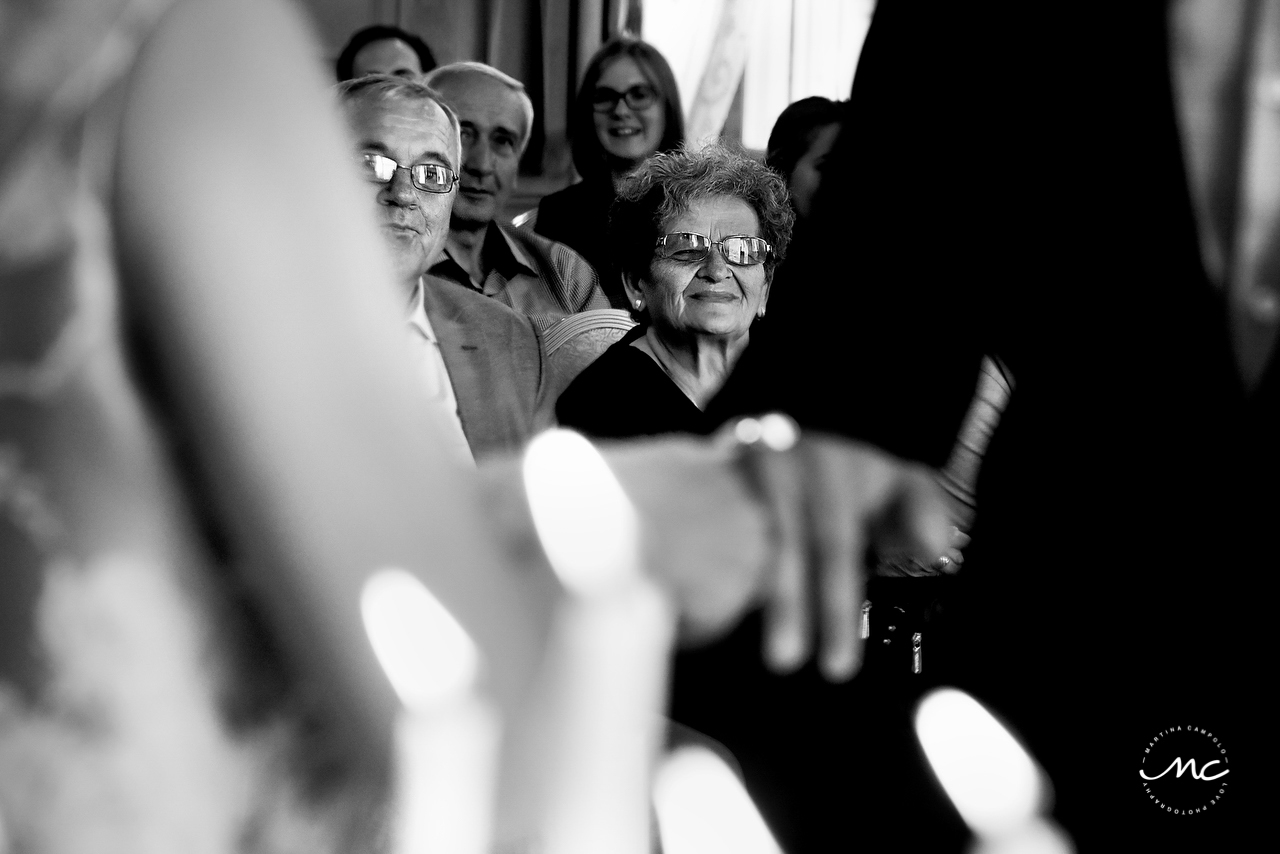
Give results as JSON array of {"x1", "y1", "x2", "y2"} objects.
[
  {"x1": 721, "y1": 415, "x2": 810, "y2": 674},
  {"x1": 807, "y1": 446, "x2": 879, "y2": 681},
  {"x1": 751, "y1": 447, "x2": 809, "y2": 673},
  {"x1": 816, "y1": 513, "x2": 865, "y2": 682}
]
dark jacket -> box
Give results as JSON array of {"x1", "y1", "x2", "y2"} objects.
[
  {"x1": 535, "y1": 178, "x2": 630, "y2": 310},
  {"x1": 708, "y1": 3, "x2": 1273, "y2": 852}
]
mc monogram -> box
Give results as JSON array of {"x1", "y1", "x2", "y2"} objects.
[
  {"x1": 1139, "y1": 725, "x2": 1231, "y2": 815},
  {"x1": 1138, "y1": 757, "x2": 1229, "y2": 782}
]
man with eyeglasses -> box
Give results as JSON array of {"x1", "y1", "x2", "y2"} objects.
[
  {"x1": 422, "y1": 62, "x2": 611, "y2": 331},
  {"x1": 338, "y1": 75, "x2": 553, "y2": 459}
]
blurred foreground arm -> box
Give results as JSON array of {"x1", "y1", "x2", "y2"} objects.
[{"x1": 114, "y1": 0, "x2": 556, "y2": 748}]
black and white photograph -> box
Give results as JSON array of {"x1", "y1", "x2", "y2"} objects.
[{"x1": 0, "y1": 0, "x2": 1271, "y2": 851}]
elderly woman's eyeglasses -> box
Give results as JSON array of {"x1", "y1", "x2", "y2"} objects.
[
  {"x1": 655, "y1": 233, "x2": 772, "y2": 267},
  {"x1": 592, "y1": 84, "x2": 659, "y2": 113},
  {"x1": 360, "y1": 153, "x2": 458, "y2": 194}
]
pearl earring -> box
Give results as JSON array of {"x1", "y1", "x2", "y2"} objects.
[
  {"x1": 635, "y1": 299, "x2": 643, "y2": 309},
  {"x1": 757, "y1": 307, "x2": 767, "y2": 318}
]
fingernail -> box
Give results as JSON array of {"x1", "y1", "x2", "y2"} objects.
[
  {"x1": 820, "y1": 643, "x2": 860, "y2": 682},
  {"x1": 767, "y1": 628, "x2": 806, "y2": 673}
]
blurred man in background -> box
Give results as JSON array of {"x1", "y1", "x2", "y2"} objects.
[
  {"x1": 340, "y1": 75, "x2": 553, "y2": 459},
  {"x1": 335, "y1": 24, "x2": 437, "y2": 81},
  {"x1": 425, "y1": 62, "x2": 610, "y2": 331}
]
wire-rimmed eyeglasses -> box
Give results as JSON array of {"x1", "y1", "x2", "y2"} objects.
[
  {"x1": 360, "y1": 152, "x2": 458, "y2": 194},
  {"x1": 654, "y1": 232, "x2": 772, "y2": 267}
]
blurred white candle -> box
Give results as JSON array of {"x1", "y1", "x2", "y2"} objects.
[
  {"x1": 521, "y1": 429, "x2": 676, "y2": 854},
  {"x1": 915, "y1": 687, "x2": 1073, "y2": 854},
  {"x1": 361, "y1": 567, "x2": 499, "y2": 854},
  {"x1": 653, "y1": 746, "x2": 783, "y2": 854}
]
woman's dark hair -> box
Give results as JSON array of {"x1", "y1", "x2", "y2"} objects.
[
  {"x1": 610, "y1": 143, "x2": 795, "y2": 287},
  {"x1": 764, "y1": 96, "x2": 846, "y2": 183},
  {"x1": 570, "y1": 37, "x2": 685, "y2": 182},
  {"x1": 335, "y1": 26, "x2": 437, "y2": 82}
]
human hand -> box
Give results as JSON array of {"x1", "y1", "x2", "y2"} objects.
[
  {"x1": 601, "y1": 417, "x2": 953, "y2": 682},
  {"x1": 596, "y1": 436, "x2": 773, "y2": 646},
  {"x1": 876, "y1": 524, "x2": 969, "y2": 577},
  {"x1": 726, "y1": 417, "x2": 953, "y2": 680}
]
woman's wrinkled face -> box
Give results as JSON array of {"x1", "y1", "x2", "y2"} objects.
[
  {"x1": 592, "y1": 56, "x2": 666, "y2": 168},
  {"x1": 628, "y1": 195, "x2": 769, "y2": 341},
  {"x1": 788, "y1": 122, "x2": 841, "y2": 219}
]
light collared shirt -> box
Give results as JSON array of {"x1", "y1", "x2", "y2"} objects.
[
  {"x1": 429, "y1": 220, "x2": 610, "y2": 333},
  {"x1": 407, "y1": 278, "x2": 475, "y2": 467}
]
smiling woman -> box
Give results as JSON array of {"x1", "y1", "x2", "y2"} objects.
[
  {"x1": 592, "y1": 58, "x2": 668, "y2": 174},
  {"x1": 633, "y1": 197, "x2": 770, "y2": 351},
  {"x1": 555, "y1": 143, "x2": 793, "y2": 436}
]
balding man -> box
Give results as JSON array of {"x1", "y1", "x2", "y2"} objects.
[
  {"x1": 338, "y1": 75, "x2": 554, "y2": 458},
  {"x1": 423, "y1": 62, "x2": 610, "y2": 331}
]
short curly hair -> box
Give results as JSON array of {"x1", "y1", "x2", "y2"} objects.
[{"x1": 610, "y1": 144, "x2": 795, "y2": 285}]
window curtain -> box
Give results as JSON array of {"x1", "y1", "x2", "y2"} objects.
[{"x1": 642, "y1": 0, "x2": 875, "y2": 152}]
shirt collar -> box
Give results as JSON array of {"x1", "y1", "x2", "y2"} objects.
[
  {"x1": 406, "y1": 276, "x2": 437, "y2": 344},
  {"x1": 438, "y1": 221, "x2": 538, "y2": 282}
]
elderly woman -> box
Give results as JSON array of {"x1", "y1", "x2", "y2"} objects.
[
  {"x1": 556, "y1": 145, "x2": 794, "y2": 436},
  {"x1": 535, "y1": 37, "x2": 685, "y2": 308}
]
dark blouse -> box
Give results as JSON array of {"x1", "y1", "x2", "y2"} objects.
[{"x1": 554, "y1": 324, "x2": 720, "y2": 438}]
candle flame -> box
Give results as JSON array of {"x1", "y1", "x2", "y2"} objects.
[
  {"x1": 523, "y1": 429, "x2": 639, "y2": 595},
  {"x1": 360, "y1": 567, "x2": 479, "y2": 710},
  {"x1": 653, "y1": 746, "x2": 783, "y2": 854},
  {"x1": 914, "y1": 688, "x2": 1044, "y2": 839}
]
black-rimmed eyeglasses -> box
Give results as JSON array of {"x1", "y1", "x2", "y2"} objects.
[
  {"x1": 591, "y1": 84, "x2": 659, "y2": 113},
  {"x1": 655, "y1": 233, "x2": 772, "y2": 267},
  {"x1": 360, "y1": 153, "x2": 458, "y2": 194}
]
